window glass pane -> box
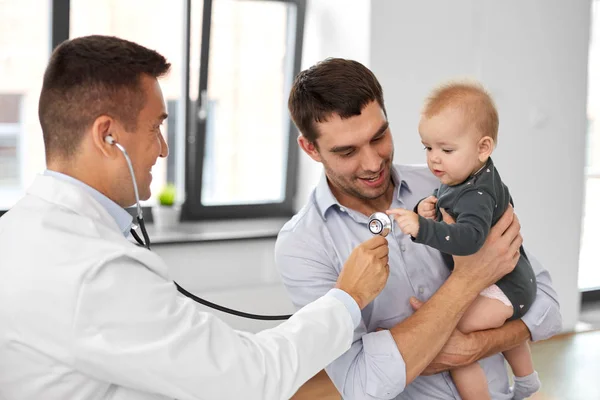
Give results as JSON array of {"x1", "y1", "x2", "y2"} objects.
[
  {"x1": 0, "y1": 134, "x2": 19, "y2": 187},
  {"x1": 70, "y1": 0, "x2": 200, "y2": 206},
  {"x1": 201, "y1": 0, "x2": 296, "y2": 206},
  {"x1": 581, "y1": 0, "x2": 600, "y2": 290},
  {"x1": 0, "y1": 0, "x2": 50, "y2": 209}
]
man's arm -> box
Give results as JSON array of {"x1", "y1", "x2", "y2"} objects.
[
  {"x1": 417, "y1": 248, "x2": 562, "y2": 375},
  {"x1": 385, "y1": 206, "x2": 522, "y2": 385}
]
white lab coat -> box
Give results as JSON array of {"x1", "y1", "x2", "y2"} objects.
[{"x1": 0, "y1": 175, "x2": 355, "y2": 400}]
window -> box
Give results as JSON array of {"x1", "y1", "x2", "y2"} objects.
[
  {"x1": 581, "y1": 0, "x2": 600, "y2": 291},
  {"x1": 183, "y1": 0, "x2": 305, "y2": 219},
  {"x1": 0, "y1": 0, "x2": 305, "y2": 220},
  {"x1": 0, "y1": 95, "x2": 22, "y2": 189},
  {"x1": 0, "y1": 0, "x2": 50, "y2": 210}
]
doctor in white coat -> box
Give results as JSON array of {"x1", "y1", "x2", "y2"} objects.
[
  {"x1": 0, "y1": 35, "x2": 521, "y2": 400},
  {"x1": 0, "y1": 35, "x2": 392, "y2": 400}
]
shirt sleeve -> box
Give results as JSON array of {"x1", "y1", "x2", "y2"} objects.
[
  {"x1": 275, "y1": 231, "x2": 407, "y2": 400},
  {"x1": 327, "y1": 288, "x2": 362, "y2": 329},
  {"x1": 70, "y1": 248, "x2": 356, "y2": 400},
  {"x1": 520, "y1": 250, "x2": 563, "y2": 341},
  {"x1": 414, "y1": 189, "x2": 495, "y2": 256}
]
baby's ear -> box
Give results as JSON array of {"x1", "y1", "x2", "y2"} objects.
[{"x1": 477, "y1": 136, "x2": 494, "y2": 162}]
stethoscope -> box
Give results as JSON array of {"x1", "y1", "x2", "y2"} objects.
[
  {"x1": 107, "y1": 135, "x2": 293, "y2": 320},
  {"x1": 107, "y1": 134, "x2": 394, "y2": 321}
]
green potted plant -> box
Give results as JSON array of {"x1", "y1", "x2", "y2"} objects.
[{"x1": 152, "y1": 183, "x2": 180, "y2": 230}]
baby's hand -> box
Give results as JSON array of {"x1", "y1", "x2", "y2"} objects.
[
  {"x1": 417, "y1": 196, "x2": 438, "y2": 220},
  {"x1": 386, "y1": 208, "x2": 420, "y2": 237}
]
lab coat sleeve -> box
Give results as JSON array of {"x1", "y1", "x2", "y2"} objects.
[
  {"x1": 71, "y1": 249, "x2": 355, "y2": 400},
  {"x1": 275, "y1": 232, "x2": 407, "y2": 400},
  {"x1": 520, "y1": 250, "x2": 563, "y2": 341}
]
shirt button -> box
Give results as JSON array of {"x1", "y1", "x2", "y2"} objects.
[
  {"x1": 401, "y1": 245, "x2": 406, "y2": 252},
  {"x1": 419, "y1": 287, "x2": 424, "y2": 294},
  {"x1": 339, "y1": 206, "x2": 346, "y2": 213}
]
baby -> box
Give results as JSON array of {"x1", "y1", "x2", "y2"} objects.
[{"x1": 388, "y1": 81, "x2": 541, "y2": 400}]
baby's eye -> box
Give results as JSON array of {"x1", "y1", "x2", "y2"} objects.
[
  {"x1": 423, "y1": 146, "x2": 431, "y2": 151},
  {"x1": 442, "y1": 149, "x2": 454, "y2": 154}
]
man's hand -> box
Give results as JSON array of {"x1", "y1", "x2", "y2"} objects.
[
  {"x1": 386, "y1": 208, "x2": 420, "y2": 237},
  {"x1": 452, "y1": 205, "x2": 522, "y2": 292},
  {"x1": 336, "y1": 235, "x2": 390, "y2": 309},
  {"x1": 417, "y1": 196, "x2": 438, "y2": 219}
]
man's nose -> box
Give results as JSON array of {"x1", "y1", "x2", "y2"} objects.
[{"x1": 362, "y1": 147, "x2": 382, "y2": 172}]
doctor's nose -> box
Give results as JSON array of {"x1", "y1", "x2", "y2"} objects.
[{"x1": 159, "y1": 133, "x2": 169, "y2": 158}]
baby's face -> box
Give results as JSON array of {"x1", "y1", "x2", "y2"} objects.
[{"x1": 418, "y1": 107, "x2": 485, "y2": 186}]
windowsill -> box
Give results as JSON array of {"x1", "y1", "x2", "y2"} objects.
[{"x1": 144, "y1": 217, "x2": 289, "y2": 245}]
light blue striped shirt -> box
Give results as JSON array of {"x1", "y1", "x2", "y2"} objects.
[
  {"x1": 275, "y1": 164, "x2": 562, "y2": 400},
  {"x1": 42, "y1": 170, "x2": 362, "y2": 328}
]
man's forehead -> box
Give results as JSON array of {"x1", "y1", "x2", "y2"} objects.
[{"x1": 318, "y1": 117, "x2": 386, "y2": 144}]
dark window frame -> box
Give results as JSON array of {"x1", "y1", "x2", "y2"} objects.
[{"x1": 181, "y1": 0, "x2": 306, "y2": 221}]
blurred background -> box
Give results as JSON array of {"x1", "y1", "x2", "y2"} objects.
[{"x1": 0, "y1": 0, "x2": 598, "y2": 398}]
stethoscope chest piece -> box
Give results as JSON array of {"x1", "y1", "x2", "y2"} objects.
[{"x1": 368, "y1": 212, "x2": 392, "y2": 237}]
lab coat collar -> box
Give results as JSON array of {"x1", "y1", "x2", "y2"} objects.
[
  {"x1": 27, "y1": 173, "x2": 131, "y2": 237},
  {"x1": 43, "y1": 170, "x2": 133, "y2": 236}
]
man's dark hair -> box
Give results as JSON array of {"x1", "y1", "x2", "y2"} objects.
[
  {"x1": 39, "y1": 35, "x2": 171, "y2": 162},
  {"x1": 287, "y1": 58, "x2": 386, "y2": 146}
]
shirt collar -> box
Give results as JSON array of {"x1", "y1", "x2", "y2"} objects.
[
  {"x1": 43, "y1": 170, "x2": 134, "y2": 237},
  {"x1": 314, "y1": 165, "x2": 410, "y2": 220}
]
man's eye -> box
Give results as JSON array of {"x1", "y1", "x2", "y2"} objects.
[{"x1": 341, "y1": 150, "x2": 355, "y2": 157}]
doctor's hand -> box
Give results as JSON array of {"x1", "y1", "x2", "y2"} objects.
[
  {"x1": 452, "y1": 205, "x2": 522, "y2": 292},
  {"x1": 336, "y1": 235, "x2": 389, "y2": 310}
]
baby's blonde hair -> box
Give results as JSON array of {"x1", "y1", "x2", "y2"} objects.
[{"x1": 422, "y1": 80, "x2": 499, "y2": 143}]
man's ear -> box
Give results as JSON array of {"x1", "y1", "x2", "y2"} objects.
[
  {"x1": 298, "y1": 135, "x2": 322, "y2": 163},
  {"x1": 477, "y1": 136, "x2": 494, "y2": 163},
  {"x1": 91, "y1": 115, "x2": 119, "y2": 158}
]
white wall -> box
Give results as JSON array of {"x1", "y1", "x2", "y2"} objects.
[
  {"x1": 370, "y1": 0, "x2": 591, "y2": 331},
  {"x1": 154, "y1": 239, "x2": 288, "y2": 333}
]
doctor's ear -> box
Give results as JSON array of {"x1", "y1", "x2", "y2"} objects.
[{"x1": 92, "y1": 116, "x2": 119, "y2": 157}]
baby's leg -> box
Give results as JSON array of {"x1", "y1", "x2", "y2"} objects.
[
  {"x1": 504, "y1": 341, "x2": 533, "y2": 377},
  {"x1": 451, "y1": 292, "x2": 513, "y2": 400},
  {"x1": 504, "y1": 342, "x2": 541, "y2": 400}
]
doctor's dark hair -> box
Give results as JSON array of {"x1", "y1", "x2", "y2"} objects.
[
  {"x1": 39, "y1": 35, "x2": 171, "y2": 162},
  {"x1": 287, "y1": 58, "x2": 386, "y2": 146}
]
